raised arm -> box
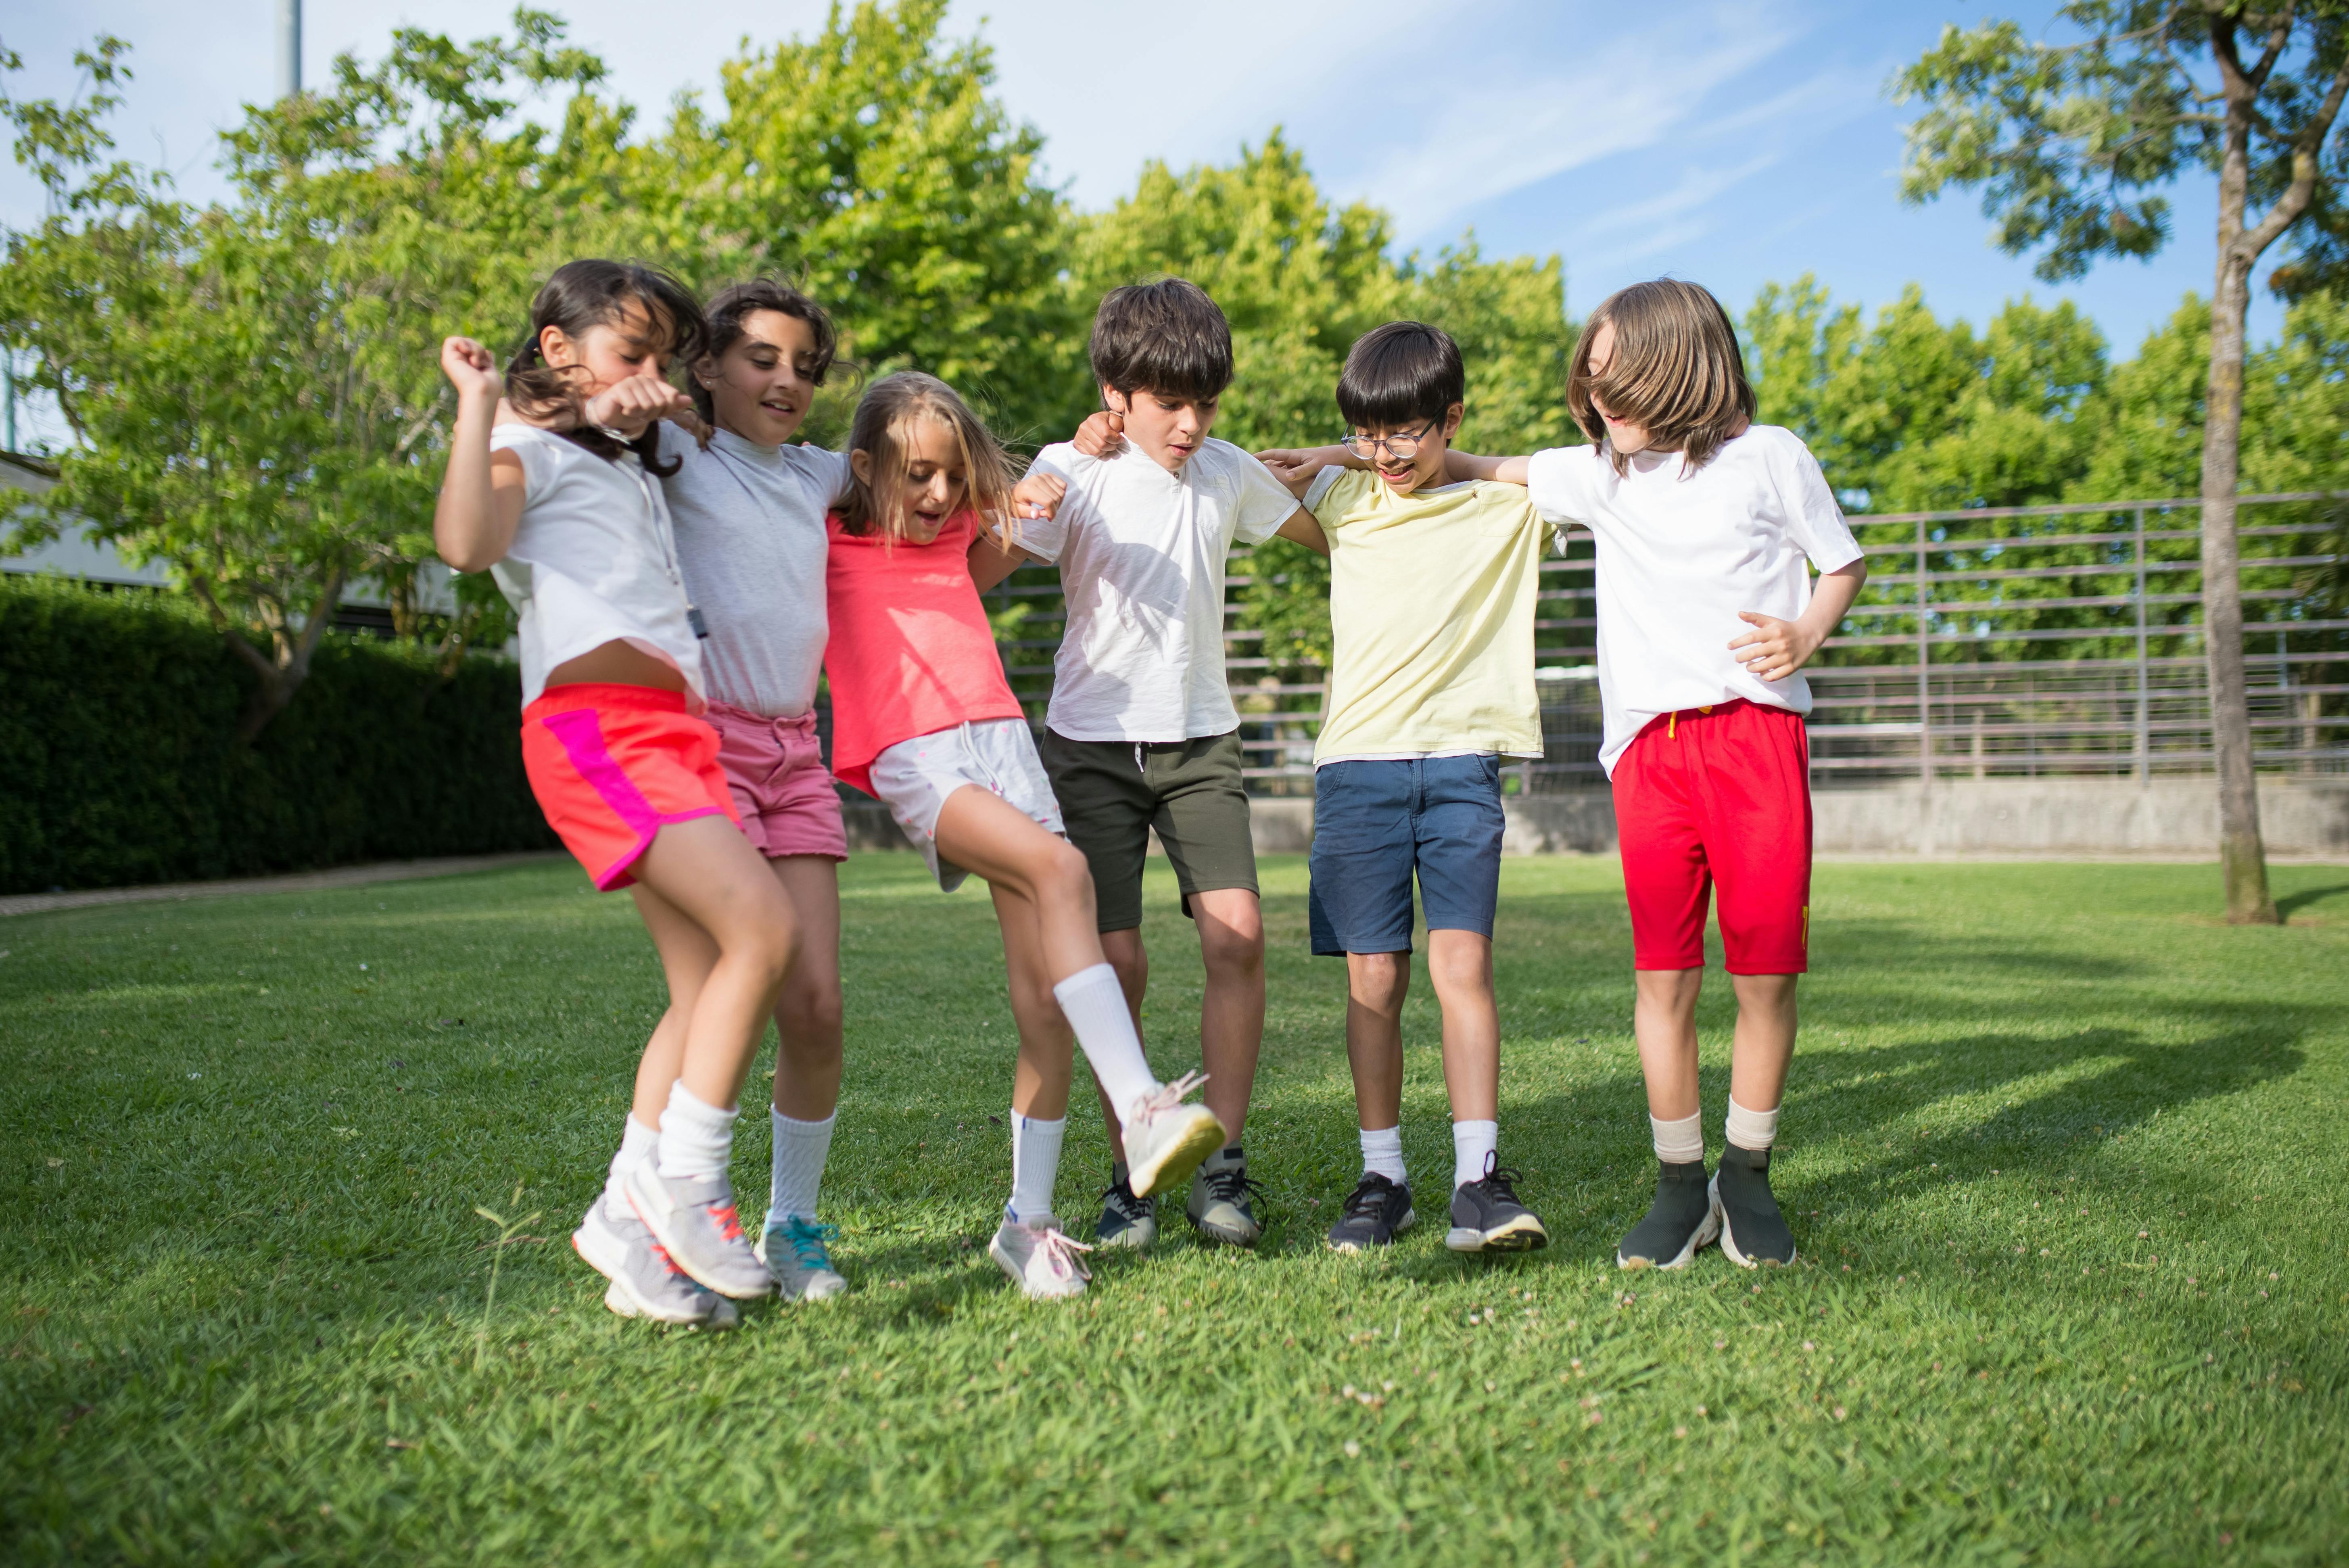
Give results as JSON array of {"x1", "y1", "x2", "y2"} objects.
[{"x1": 433, "y1": 337, "x2": 527, "y2": 573}]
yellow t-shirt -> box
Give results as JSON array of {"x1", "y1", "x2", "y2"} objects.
[{"x1": 1305, "y1": 468, "x2": 1558, "y2": 764}]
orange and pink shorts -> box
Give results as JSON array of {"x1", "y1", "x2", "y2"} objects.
[{"x1": 520, "y1": 684, "x2": 739, "y2": 891}]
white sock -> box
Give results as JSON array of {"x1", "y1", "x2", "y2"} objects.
[
  {"x1": 1452, "y1": 1119, "x2": 1499, "y2": 1190},
  {"x1": 1008, "y1": 1111, "x2": 1065, "y2": 1223},
  {"x1": 768, "y1": 1108, "x2": 835, "y2": 1221},
  {"x1": 1052, "y1": 964, "x2": 1158, "y2": 1115},
  {"x1": 655, "y1": 1081, "x2": 738, "y2": 1181},
  {"x1": 1651, "y1": 1111, "x2": 1706, "y2": 1164},
  {"x1": 1359, "y1": 1124, "x2": 1406, "y2": 1186},
  {"x1": 1725, "y1": 1096, "x2": 1781, "y2": 1153},
  {"x1": 603, "y1": 1115, "x2": 659, "y2": 1214}
]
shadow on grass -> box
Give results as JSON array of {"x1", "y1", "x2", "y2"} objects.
[{"x1": 2278, "y1": 881, "x2": 2349, "y2": 919}]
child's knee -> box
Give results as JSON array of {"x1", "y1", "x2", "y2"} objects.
[
  {"x1": 777, "y1": 979, "x2": 844, "y2": 1046},
  {"x1": 1198, "y1": 917, "x2": 1264, "y2": 974},
  {"x1": 1349, "y1": 951, "x2": 1410, "y2": 1008}
]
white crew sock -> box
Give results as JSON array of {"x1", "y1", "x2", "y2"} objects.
[
  {"x1": 1007, "y1": 1111, "x2": 1066, "y2": 1223},
  {"x1": 655, "y1": 1081, "x2": 738, "y2": 1181},
  {"x1": 1725, "y1": 1096, "x2": 1781, "y2": 1153},
  {"x1": 769, "y1": 1109, "x2": 835, "y2": 1221},
  {"x1": 603, "y1": 1115, "x2": 659, "y2": 1215},
  {"x1": 1651, "y1": 1111, "x2": 1706, "y2": 1165},
  {"x1": 1359, "y1": 1125, "x2": 1406, "y2": 1186},
  {"x1": 1452, "y1": 1119, "x2": 1499, "y2": 1190},
  {"x1": 1051, "y1": 964, "x2": 1158, "y2": 1115}
]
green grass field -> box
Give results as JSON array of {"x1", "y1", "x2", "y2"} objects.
[{"x1": 3, "y1": 853, "x2": 2345, "y2": 1566}]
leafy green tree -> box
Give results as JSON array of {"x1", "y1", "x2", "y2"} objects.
[
  {"x1": 640, "y1": 0, "x2": 1075, "y2": 444},
  {"x1": 1895, "y1": 2, "x2": 2349, "y2": 922},
  {"x1": 0, "y1": 15, "x2": 624, "y2": 735}
]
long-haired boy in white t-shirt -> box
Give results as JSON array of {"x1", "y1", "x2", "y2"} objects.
[{"x1": 1448, "y1": 279, "x2": 1867, "y2": 1271}]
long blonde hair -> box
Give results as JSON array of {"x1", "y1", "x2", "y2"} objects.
[
  {"x1": 1567, "y1": 279, "x2": 1756, "y2": 476},
  {"x1": 835, "y1": 372, "x2": 1018, "y2": 541}
]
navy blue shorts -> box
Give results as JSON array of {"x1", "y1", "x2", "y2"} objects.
[{"x1": 1308, "y1": 755, "x2": 1505, "y2": 956}]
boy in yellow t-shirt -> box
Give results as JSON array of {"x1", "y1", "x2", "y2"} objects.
[{"x1": 1259, "y1": 320, "x2": 1555, "y2": 1257}]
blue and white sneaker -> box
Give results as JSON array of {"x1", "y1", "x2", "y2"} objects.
[{"x1": 754, "y1": 1211, "x2": 849, "y2": 1301}]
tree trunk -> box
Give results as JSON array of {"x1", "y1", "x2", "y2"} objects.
[{"x1": 2201, "y1": 66, "x2": 2280, "y2": 925}]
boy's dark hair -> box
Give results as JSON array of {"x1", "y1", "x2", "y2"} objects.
[
  {"x1": 1336, "y1": 321, "x2": 1465, "y2": 431},
  {"x1": 691, "y1": 278, "x2": 843, "y2": 422},
  {"x1": 505, "y1": 259, "x2": 706, "y2": 476},
  {"x1": 1088, "y1": 278, "x2": 1233, "y2": 402}
]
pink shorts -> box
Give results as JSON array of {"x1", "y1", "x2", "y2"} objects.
[{"x1": 705, "y1": 701, "x2": 849, "y2": 862}]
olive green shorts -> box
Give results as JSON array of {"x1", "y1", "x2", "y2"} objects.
[{"x1": 1038, "y1": 728, "x2": 1259, "y2": 932}]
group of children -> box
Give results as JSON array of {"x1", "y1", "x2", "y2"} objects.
[{"x1": 431, "y1": 257, "x2": 1865, "y2": 1327}]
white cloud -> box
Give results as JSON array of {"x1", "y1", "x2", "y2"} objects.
[{"x1": 1354, "y1": 4, "x2": 1801, "y2": 241}]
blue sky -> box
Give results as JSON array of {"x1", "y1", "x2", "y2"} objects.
[{"x1": 0, "y1": 0, "x2": 2293, "y2": 448}]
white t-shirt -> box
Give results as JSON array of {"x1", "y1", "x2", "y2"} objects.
[
  {"x1": 1021, "y1": 438, "x2": 1299, "y2": 742},
  {"x1": 489, "y1": 424, "x2": 704, "y2": 710},
  {"x1": 656, "y1": 424, "x2": 851, "y2": 718},
  {"x1": 1524, "y1": 425, "x2": 1862, "y2": 777}
]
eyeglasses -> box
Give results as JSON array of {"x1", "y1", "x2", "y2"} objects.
[{"x1": 1340, "y1": 419, "x2": 1439, "y2": 461}]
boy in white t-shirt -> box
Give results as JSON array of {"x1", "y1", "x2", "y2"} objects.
[
  {"x1": 1449, "y1": 279, "x2": 1867, "y2": 1271},
  {"x1": 984, "y1": 279, "x2": 1328, "y2": 1250}
]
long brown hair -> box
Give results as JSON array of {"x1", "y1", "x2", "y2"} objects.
[
  {"x1": 835, "y1": 372, "x2": 1018, "y2": 542},
  {"x1": 504, "y1": 259, "x2": 707, "y2": 476},
  {"x1": 1567, "y1": 279, "x2": 1755, "y2": 476}
]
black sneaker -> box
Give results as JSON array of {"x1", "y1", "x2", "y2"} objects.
[
  {"x1": 1616, "y1": 1159, "x2": 1720, "y2": 1269},
  {"x1": 1325, "y1": 1172, "x2": 1416, "y2": 1252},
  {"x1": 1712, "y1": 1143, "x2": 1796, "y2": 1267},
  {"x1": 1185, "y1": 1146, "x2": 1265, "y2": 1246},
  {"x1": 1094, "y1": 1166, "x2": 1157, "y2": 1251},
  {"x1": 1446, "y1": 1156, "x2": 1548, "y2": 1253}
]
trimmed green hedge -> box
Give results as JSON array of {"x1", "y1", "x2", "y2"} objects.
[{"x1": 0, "y1": 576, "x2": 554, "y2": 893}]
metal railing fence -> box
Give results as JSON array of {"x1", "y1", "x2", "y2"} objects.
[{"x1": 981, "y1": 492, "x2": 2348, "y2": 791}]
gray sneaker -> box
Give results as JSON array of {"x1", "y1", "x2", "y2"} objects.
[
  {"x1": 573, "y1": 1194, "x2": 737, "y2": 1328},
  {"x1": 1094, "y1": 1169, "x2": 1158, "y2": 1250},
  {"x1": 755, "y1": 1212, "x2": 849, "y2": 1301},
  {"x1": 1185, "y1": 1145, "x2": 1264, "y2": 1246},
  {"x1": 624, "y1": 1161, "x2": 773, "y2": 1299}
]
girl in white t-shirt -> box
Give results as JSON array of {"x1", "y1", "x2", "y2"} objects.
[
  {"x1": 434, "y1": 259, "x2": 798, "y2": 1330},
  {"x1": 658, "y1": 279, "x2": 858, "y2": 1302},
  {"x1": 1451, "y1": 278, "x2": 1867, "y2": 1276}
]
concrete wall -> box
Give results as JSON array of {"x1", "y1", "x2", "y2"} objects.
[{"x1": 843, "y1": 778, "x2": 2349, "y2": 859}]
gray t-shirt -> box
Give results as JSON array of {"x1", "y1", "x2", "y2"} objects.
[{"x1": 656, "y1": 424, "x2": 852, "y2": 718}]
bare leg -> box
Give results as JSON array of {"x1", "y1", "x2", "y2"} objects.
[
  {"x1": 768, "y1": 856, "x2": 844, "y2": 1121},
  {"x1": 1728, "y1": 972, "x2": 1798, "y2": 1112},
  {"x1": 1345, "y1": 951, "x2": 1411, "y2": 1132},
  {"x1": 1424, "y1": 929, "x2": 1497, "y2": 1122},
  {"x1": 1633, "y1": 967, "x2": 1705, "y2": 1121},
  {"x1": 625, "y1": 815, "x2": 798, "y2": 1111},
  {"x1": 932, "y1": 787, "x2": 1107, "y2": 984},
  {"x1": 1092, "y1": 889, "x2": 1266, "y2": 1158},
  {"x1": 994, "y1": 882, "x2": 1076, "y2": 1121}
]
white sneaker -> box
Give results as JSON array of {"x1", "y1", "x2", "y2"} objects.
[
  {"x1": 623, "y1": 1161, "x2": 773, "y2": 1300},
  {"x1": 988, "y1": 1213, "x2": 1094, "y2": 1301},
  {"x1": 1119, "y1": 1071, "x2": 1226, "y2": 1198}
]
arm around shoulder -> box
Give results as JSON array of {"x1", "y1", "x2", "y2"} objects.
[{"x1": 1443, "y1": 449, "x2": 1531, "y2": 486}]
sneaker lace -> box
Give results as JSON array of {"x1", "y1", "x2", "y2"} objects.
[
  {"x1": 1032, "y1": 1225, "x2": 1095, "y2": 1285},
  {"x1": 1342, "y1": 1174, "x2": 1397, "y2": 1221},
  {"x1": 705, "y1": 1198, "x2": 745, "y2": 1243},
  {"x1": 1202, "y1": 1163, "x2": 1266, "y2": 1209},
  {"x1": 1099, "y1": 1178, "x2": 1151, "y2": 1222},
  {"x1": 783, "y1": 1217, "x2": 839, "y2": 1271},
  {"x1": 1135, "y1": 1068, "x2": 1211, "y2": 1120},
  {"x1": 1473, "y1": 1165, "x2": 1527, "y2": 1204}
]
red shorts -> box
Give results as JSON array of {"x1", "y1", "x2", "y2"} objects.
[
  {"x1": 705, "y1": 701, "x2": 849, "y2": 861},
  {"x1": 1611, "y1": 699, "x2": 1811, "y2": 975},
  {"x1": 521, "y1": 684, "x2": 739, "y2": 891}
]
